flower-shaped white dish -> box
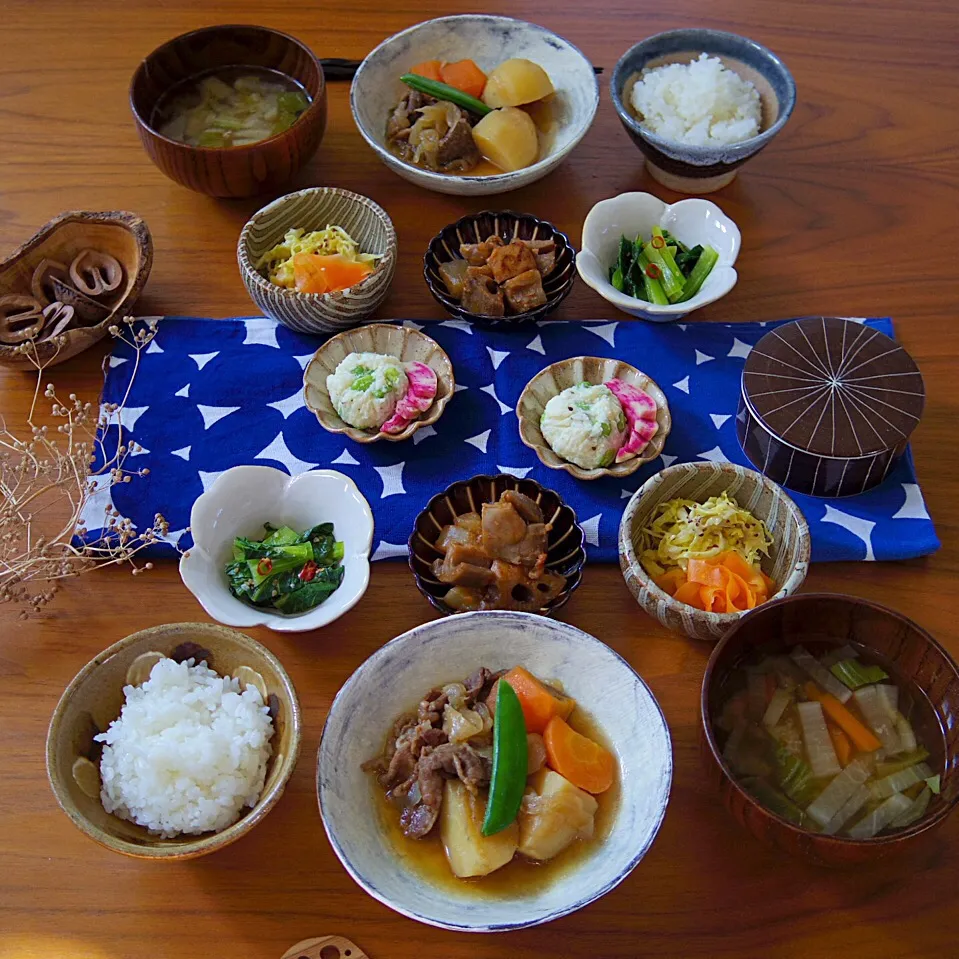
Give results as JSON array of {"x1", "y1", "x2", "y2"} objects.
[
  {"x1": 576, "y1": 192, "x2": 740, "y2": 322},
  {"x1": 350, "y1": 15, "x2": 599, "y2": 197},
  {"x1": 180, "y1": 466, "x2": 374, "y2": 633},
  {"x1": 318, "y1": 610, "x2": 673, "y2": 932}
]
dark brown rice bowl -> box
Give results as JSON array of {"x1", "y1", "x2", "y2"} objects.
[
  {"x1": 408, "y1": 473, "x2": 586, "y2": 616},
  {"x1": 423, "y1": 211, "x2": 575, "y2": 328}
]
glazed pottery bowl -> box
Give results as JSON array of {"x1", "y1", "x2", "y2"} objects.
[
  {"x1": 619, "y1": 462, "x2": 810, "y2": 641},
  {"x1": 0, "y1": 211, "x2": 152, "y2": 369},
  {"x1": 423, "y1": 211, "x2": 575, "y2": 328},
  {"x1": 701, "y1": 593, "x2": 959, "y2": 865},
  {"x1": 238, "y1": 187, "x2": 397, "y2": 334},
  {"x1": 303, "y1": 323, "x2": 454, "y2": 443},
  {"x1": 180, "y1": 466, "x2": 373, "y2": 633},
  {"x1": 611, "y1": 29, "x2": 796, "y2": 194},
  {"x1": 350, "y1": 15, "x2": 599, "y2": 196},
  {"x1": 46, "y1": 621, "x2": 301, "y2": 860},
  {"x1": 131, "y1": 24, "x2": 327, "y2": 198},
  {"x1": 517, "y1": 356, "x2": 671, "y2": 480},
  {"x1": 318, "y1": 610, "x2": 672, "y2": 931},
  {"x1": 577, "y1": 192, "x2": 740, "y2": 322},
  {"x1": 408, "y1": 473, "x2": 586, "y2": 616}
]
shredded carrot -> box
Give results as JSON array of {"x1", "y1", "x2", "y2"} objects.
[
  {"x1": 543, "y1": 716, "x2": 615, "y2": 794},
  {"x1": 410, "y1": 59, "x2": 443, "y2": 82},
  {"x1": 804, "y1": 683, "x2": 881, "y2": 752},
  {"x1": 439, "y1": 59, "x2": 488, "y2": 98},
  {"x1": 487, "y1": 666, "x2": 575, "y2": 734},
  {"x1": 826, "y1": 718, "x2": 853, "y2": 766}
]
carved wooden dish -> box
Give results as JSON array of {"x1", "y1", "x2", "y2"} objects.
[{"x1": 0, "y1": 210, "x2": 152, "y2": 369}]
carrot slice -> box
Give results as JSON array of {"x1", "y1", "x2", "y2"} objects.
[
  {"x1": 543, "y1": 715, "x2": 615, "y2": 794},
  {"x1": 687, "y1": 558, "x2": 727, "y2": 587},
  {"x1": 487, "y1": 666, "x2": 575, "y2": 735},
  {"x1": 294, "y1": 254, "x2": 372, "y2": 294},
  {"x1": 292, "y1": 253, "x2": 330, "y2": 294},
  {"x1": 673, "y1": 580, "x2": 706, "y2": 609},
  {"x1": 826, "y1": 718, "x2": 853, "y2": 766},
  {"x1": 439, "y1": 58, "x2": 488, "y2": 98},
  {"x1": 654, "y1": 569, "x2": 685, "y2": 595},
  {"x1": 804, "y1": 683, "x2": 881, "y2": 752},
  {"x1": 410, "y1": 59, "x2": 443, "y2": 82}
]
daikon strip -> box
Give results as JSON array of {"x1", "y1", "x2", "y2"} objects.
[
  {"x1": 797, "y1": 700, "x2": 841, "y2": 778},
  {"x1": 763, "y1": 687, "x2": 791, "y2": 728},
  {"x1": 854, "y1": 685, "x2": 902, "y2": 754},
  {"x1": 876, "y1": 684, "x2": 899, "y2": 718},
  {"x1": 820, "y1": 644, "x2": 860, "y2": 669},
  {"x1": 790, "y1": 646, "x2": 852, "y2": 703},
  {"x1": 822, "y1": 784, "x2": 871, "y2": 836},
  {"x1": 889, "y1": 786, "x2": 932, "y2": 830},
  {"x1": 847, "y1": 792, "x2": 913, "y2": 839},
  {"x1": 868, "y1": 762, "x2": 932, "y2": 801},
  {"x1": 895, "y1": 713, "x2": 917, "y2": 754},
  {"x1": 806, "y1": 758, "x2": 872, "y2": 827}
]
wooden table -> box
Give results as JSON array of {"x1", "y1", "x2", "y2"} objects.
[{"x1": 2, "y1": 1, "x2": 957, "y2": 956}]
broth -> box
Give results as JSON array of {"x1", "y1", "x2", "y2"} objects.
[{"x1": 373, "y1": 707, "x2": 620, "y2": 898}]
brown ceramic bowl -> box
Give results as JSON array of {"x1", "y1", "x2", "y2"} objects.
[
  {"x1": 46, "y1": 622, "x2": 301, "y2": 860},
  {"x1": 701, "y1": 593, "x2": 959, "y2": 866},
  {"x1": 130, "y1": 25, "x2": 327, "y2": 197},
  {"x1": 408, "y1": 473, "x2": 586, "y2": 617}
]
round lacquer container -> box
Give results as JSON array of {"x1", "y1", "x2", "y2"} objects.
[{"x1": 737, "y1": 317, "x2": 925, "y2": 497}]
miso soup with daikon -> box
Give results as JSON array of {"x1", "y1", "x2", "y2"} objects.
[
  {"x1": 713, "y1": 639, "x2": 944, "y2": 839},
  {"x1": 153, "y1": 67, "x2": 311, "y2": 148}
]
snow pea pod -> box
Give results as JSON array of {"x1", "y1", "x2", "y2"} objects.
[{"x1": 482, "y1": 679, "x2": 528, "y2": 837}]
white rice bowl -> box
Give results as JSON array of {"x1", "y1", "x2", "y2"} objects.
[
  {"x1": 540, "y1": 383, "x2": 627, "y2": 470},
  {"x1": 630, "y1": 53, "x2": 761, "y2": 147},
  {"x1": 95, "y1": 657, "x2": 274, "y2": 838},
  {"x1": 327, "y1": 351, "x2": 409, "y2": 430}
]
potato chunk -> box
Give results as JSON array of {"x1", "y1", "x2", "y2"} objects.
[
  {"x1": 482, "y1": 58, "x2": 555, "y2": 108},
  {"x1": 517, "y1": 769, "x2": 598, "y2": 861},
  {"x1": 440, "y1": 780, "x2": 518, "y2": 878},
  {"x1": 471, "y1": 107, "x2": 539, "y2": 173}
]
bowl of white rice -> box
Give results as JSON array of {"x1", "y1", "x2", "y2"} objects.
[
  {"x1": 611, "y1": 29, "x2": 796, "y2": 193},
  {"x1": 46, "y1": 622, "x2": 301, "y2": 859}
]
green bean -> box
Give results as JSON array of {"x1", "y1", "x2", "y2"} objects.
[{"x1": 399, "y1": 74, "x2": 491, "y2": 116}]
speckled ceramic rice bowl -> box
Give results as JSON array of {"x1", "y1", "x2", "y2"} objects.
[{"x1": 317, "y1": 611, "x2": 672, "y2": 931}]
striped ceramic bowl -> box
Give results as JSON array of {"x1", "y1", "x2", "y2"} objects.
[
  {"x1": 237, "y1": 187, "x2": 397, "y2": 334},
  {"x1": 619, "y1": 462, "x2": 810, "y2": 641}
]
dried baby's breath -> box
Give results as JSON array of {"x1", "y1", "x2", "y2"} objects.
[{"x1": 0, "y1": 317, "x2": 175, "y2": 618}]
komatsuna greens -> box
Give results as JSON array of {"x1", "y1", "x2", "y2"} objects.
[{"x1": 225, "y1": 522, "x2": 345, "y2": 615}]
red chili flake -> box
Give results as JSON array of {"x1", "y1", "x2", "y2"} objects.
[
  {"x1": 645, "y1": 263, "x2": 662, "y2": 280},
  {"x1": 651, "y1": 235, "x2": 666, "y2": 250},
  {"x1": 299, "y1": 561, "x2": 318, "y2": 582},
  {"x1": 256, "y1": 558, "x2": 273, "y2": 576}
]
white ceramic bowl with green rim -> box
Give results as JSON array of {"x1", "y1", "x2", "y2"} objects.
[
  {"x1": 237, "y1": 187, "x2": 396, "y2": 334},
  {"x1": 619, "y1": 461, "x2": 810, "y2": 641}
]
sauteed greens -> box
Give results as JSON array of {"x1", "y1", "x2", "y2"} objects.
[{"x1": 225, "y1": 522, "x2": 344, "y2": 614}]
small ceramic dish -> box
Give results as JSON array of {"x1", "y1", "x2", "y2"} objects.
[
  {"x1": 577, "y1": 192, "x2": 740, "y2": 322},
  {"x1": 46, "y1": 621, "x2": 301, "y2": 860},
  {"x1": 318, "y1": 610, "x2": 672, "y2": 931},
  {"x1": 408, "y1": 473, "x2": 586, "y2": 616},
  {"x1": 619, "y1": 462, "x2": 810, "y2": 641},
  {"x1": 0, "y1": 210, "x2": 152, "y2": 369},
  {"x1": 350, "y1": 15, "x2": 599, "y2": 196},
  {"x1": 701, "y1": 593, "x2": 959, "y2": 865},
  {"x1": 130, "y1": 24, "x2": 328, "y2": 198},
  {"x1": 423, "y1": 211, "x2": 575, "y2": 328},
  {"x1": 179, "y1": 466, "x2": 373, "y2": 633},
  {"x1": 517, "y1": 356, "x2": 671, "y2": 480},
  {"x1": 611, "y1": 29, "x2": 796, "y2": 194},
  {"x1": 303, "y1": 323, "x2": 454, "y2": 444},
  {"x1": 238, "y1": 187, "x2": 397, "y2": 335}
]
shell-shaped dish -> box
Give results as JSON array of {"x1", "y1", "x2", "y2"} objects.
[
  {"x1": 238, "y1": 188, "x2": 397, "y2": 335},
  {"x1": 303, "y1": 323, "x2": 454, "y2": 444},
  {"x1": 350, "y1": 15, "x2": 599, "y2": 196},
  {"x1": 517, "y1": 356, "x2": 671, "y2": 480},
  {"x1": 423, "y1": 210, "x2": 575, "y2": 328},
  {"x1": 408, "y1": 473, "x2": 586, "y2": 617},
  {"x1": 46, "y1": 621, "x2": 301, "y2": 860},
  {"x1": 576, "y1": 192, "x2": 740, "y2": 322},
  {"x1": 619, "y1": 461, "x2": 810, "y2": 641},
  {"x1": 179, "y1": 466, "x2": 374, "y2": 633},
  {"x1": 0, "y1": 211, "x2": 152, "y2": 369}
]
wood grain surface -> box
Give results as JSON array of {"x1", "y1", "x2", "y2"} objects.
[{"x1": 1, "y1": 1, "x2": 957, "y2": 957}]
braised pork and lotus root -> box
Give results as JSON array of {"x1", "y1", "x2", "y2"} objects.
[
  {"x1": 364, "y1": 666, "x2": 615, "y2": 879},
  {"x1": 431, "y1": 488, "x2": 566, "y2": 612},
  {"x1": 439, "y1": 233, "x2": 556, "y2": 317}
]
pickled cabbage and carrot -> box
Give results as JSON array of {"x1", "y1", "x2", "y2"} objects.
[
  {"x1": 255, "y1": 226, "x2": 379, "y2": 294},
  {"x1": 714, "y1": 643, "x2": 942, "y2": 838},
  {"x1": 639, "y1": 492, "x2": 775, "y2": 613}
]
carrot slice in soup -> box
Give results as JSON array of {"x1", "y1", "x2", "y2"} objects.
[
  {"x1": 439, "y1": 59, "x2": 488, "y2": 98},
  {"x1": 543, "y1": 716, "x2": 615, "y2": 794},
  {"x1": 487, "y1": 666, "x2": 575, "y2": 734}
]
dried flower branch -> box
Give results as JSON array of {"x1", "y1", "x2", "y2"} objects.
[{"x1": 0, "y1": 316, "x2": 175, "y2": 618}]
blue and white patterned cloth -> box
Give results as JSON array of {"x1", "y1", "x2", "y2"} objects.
[{"x1": 82, "y1": 315, "x2": 939, "y2": 564}]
